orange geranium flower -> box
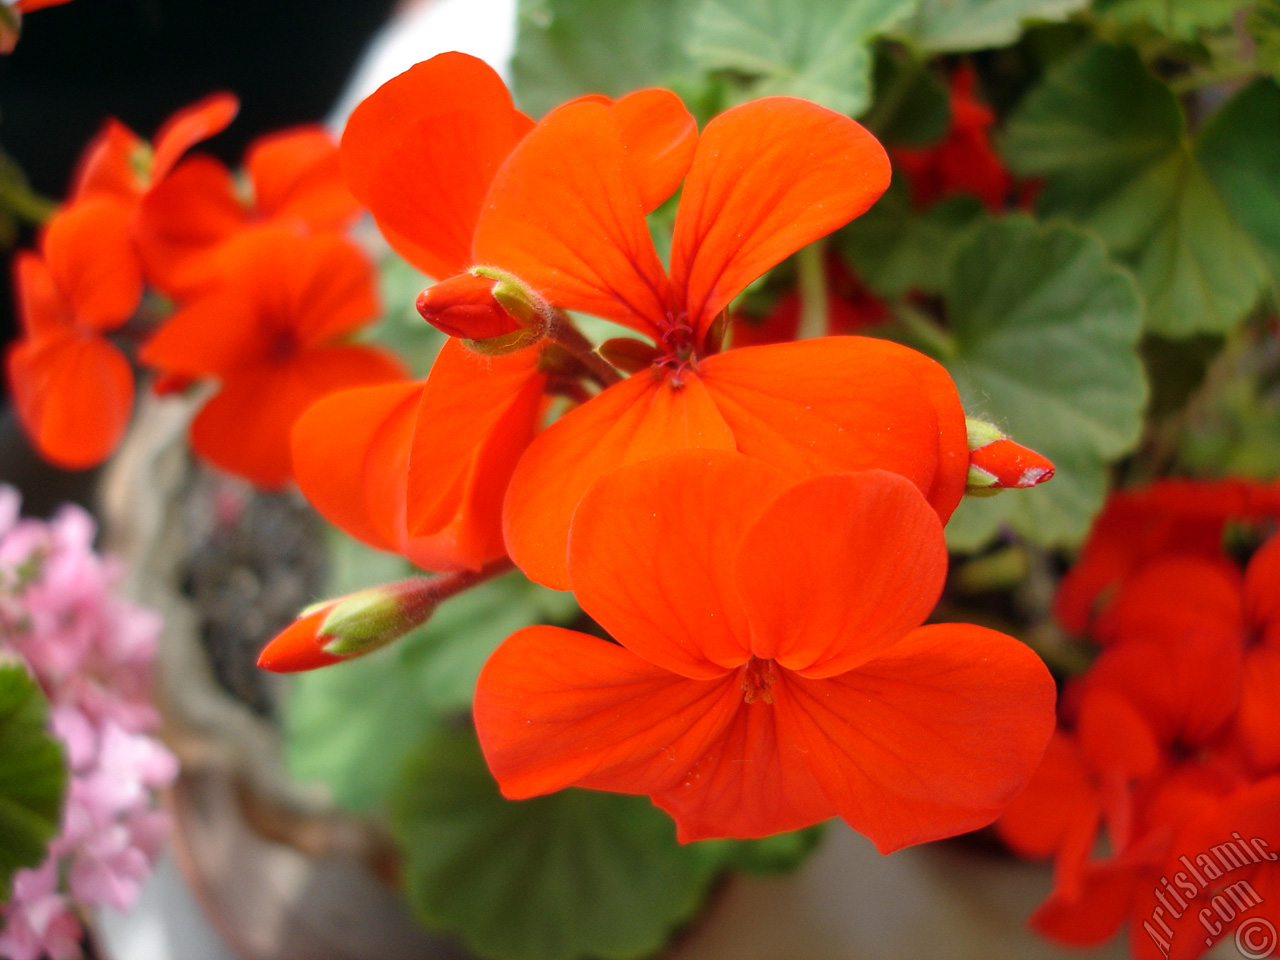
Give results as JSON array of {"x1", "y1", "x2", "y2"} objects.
[
  {"x1": 140, "y1": 228, "x2": 403, "y2": 488},
  {"x1": 73, "y1": 92, "x2": 238, "y2": 205},
  {"x1": 291, "y1": 340, "x2": 546, "y2": 572},
  {"x1": 389, "y1": 82, "x2": 972, "y2": 589},
  {"x1": 475, "y1": 451, "x2": 1056, "y2": 844},
  {"x1": 1054, "y1": 478, "x2": 1280, "y2": 636},
  {"x1": 136, "y1": 126, "x2": 359, "y2": 298},
  {"x1": 7, "y1": 198, "x2": 143, "y2": 468}
]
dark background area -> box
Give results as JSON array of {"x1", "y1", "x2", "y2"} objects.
[{"x1": 0, "y1": 0, "x2": 399, "y2": 507}]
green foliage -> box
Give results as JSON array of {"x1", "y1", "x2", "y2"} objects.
[
  {"x1": 685, "y1": 0, "x2": 918, "y2": 115},
  {"x1": 901, "y1": 0, "x2": 1089, "y2": 52},
  {"x1": 842, "y1": 180, "x2": 985, "y2": 298},
  {"x1": 1250, "y1": 0, "x2": 1280, "y2": 76},
  {"x1": 1094, "y1": 0, "x2": 1243, "y2": 39},
  {"x1": 0, "y1": 663, "x2": 66, "y2": 902},
  {"x1": 511, "y1": 0, "x2": 698, "y2": 117},
  {"x1": 1005, "y1": 42, "x2": 1277, "y2": 336},
  {"x1": 284, "y1": 535, "x2": 578, "y2": 810},
  {"x1": 861, "y1": 48, "x2": 952, "y2": 147},
  {"x1": 936, "y1": 217, "x2": 1147, "y2": 550},
  {"x1": 391, "y1": 726, "x2": 724, "y2": 960}
]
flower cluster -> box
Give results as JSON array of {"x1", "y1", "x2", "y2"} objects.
[
  {"x1": 6, "y1": 94, "x2": 402, "y2": 486},
  {"x1": 254, "y1": 52, "x2": 1060, "y2": 845},
  {"x1": 997, "y1": 479, "x2": 1280, "y2": 960},
  {"x1": 0, "y1": 487, "x2": 175, "y2": 960}
]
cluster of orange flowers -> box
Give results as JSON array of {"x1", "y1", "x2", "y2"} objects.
[
  {"x1": 8, "y1": 94, "x2": 402, "y2": 485},
  {"x1": 13, "y1": 51, "x2": 1063, "y2": 844},
  {"x1": 998, "y1": 479, "x2": 1280, "y2": 960}
]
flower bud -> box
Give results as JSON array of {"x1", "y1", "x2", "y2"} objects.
[
  {"x1": 965, "y1": 417, "x2": 1055, "y2": 496},
  {"x1": 416, "y1": 267, "x2": 549, "y2": 350},
  {"x1": 256, "y1": 577, "x2": 439, "y2": 673}
]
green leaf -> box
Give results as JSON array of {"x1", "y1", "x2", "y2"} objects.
[
  {"x1": 1094, "y1": 0, "x2": 1244, "y2": 39},
  {"x1": 512, "y1": 0, "x2": 698, "y2": 117},
  {"x1": 392, "y1": 727, "x2": 723, "y2": 960},
  {"x1": 938, "y1": 216, "x2": 1147, "y2": 550},
  {"x1": 1249, "y1": 0, "x2": 1280, "y2": 77},
  {"x1": 842, "y1": 179, "x2": 985, "y2": 298},
  {"x1": 861, "y1": 47, "x2": 951, "y2": 147},
  {"x1": 1004, "y1": 42, "x2": 1270, "y2": 336},
  {"x1": 284, "y1": 542, "x2": 578, "y2": 811},
  {"x1": 685, "y1": 0, "x2": 919, "y2": 116},
  {"x1": 902, "y1": 0, "x2": 1089, "y2": 52},
  {"x1": 1197, "y1": 77, "x2": 1280, "y2": 294},
  {"x1": 0, "y1": 663, "x2": 67, "y2": 902}
]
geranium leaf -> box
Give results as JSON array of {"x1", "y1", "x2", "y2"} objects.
[
  {"x1": 391, "y1": 726, "x2": 724, "y2": 960},
  {"x1": 0, "y1": 663, "x2": 66, "y2": 902},
  {"x1": 512, "y1": 0, "x2": 698, "y2": 117},
  {"x1": 1197, "y1": 76, "x2": 1280, "y2": 296},
  {"x1": 1004, "y1": 42, "x2": 1271, "y2": 336},
  {"x1": 1093, "y1": 0, "x2": 1244, "y2": 39},
  {"x1": 685, "y1": 0, "x2": 920, "y2": 116},
  {"x1": 938, "y1": 216, "x2": 1147, "y2": 550},
  {"x1": 901, "y1": 0, "x2": 1088, "y2": 52},
  {"x1": 841, "y1": 179, "x2": 985, "y2": 298}
]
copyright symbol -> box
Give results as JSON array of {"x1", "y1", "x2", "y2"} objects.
[{"x1": 1237, "y1": 917, "x2": 1278, "y2": 959}]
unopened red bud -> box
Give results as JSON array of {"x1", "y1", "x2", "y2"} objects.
[
  {"x1": 256, "y1": 578, "x2": 439, "y2": 673},
  {"x1": 417, "y1": 273, "x2": 523, "y2": 340},
  {"x1": 965, "y1": 417, "x2": 1054, "y2": 495}
]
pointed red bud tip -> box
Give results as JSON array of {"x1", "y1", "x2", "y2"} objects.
[
  {"x1": 965, "y1": 418, "x2": 1055, "y2": 495},
  {"x1": 256, "y1": 578, "x2": 440, "y2": 673},
  {"x1": 416, "y1": 267, "x2": 549, "y2": 347}
]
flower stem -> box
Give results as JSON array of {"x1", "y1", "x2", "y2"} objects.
[
  {"x1": 796, "y1": 243, "x2": 828, "y2": 341},
  {"x1": 546, "y1": 312, "x2": 623, "y2": 388}
]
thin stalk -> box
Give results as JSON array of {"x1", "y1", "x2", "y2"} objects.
[
  {"x1": 546, "y1": 312, "x2": 623, "y2": 388},
  {"x1": 796, "y1": 243, "x2": 828, "y2": 341}
]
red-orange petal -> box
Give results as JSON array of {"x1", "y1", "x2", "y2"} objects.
[
  {"x1": 140, "y1": 290, "x2": 271, "y2": 377},
  {"x1": 282, "y1": 231, "x2": 382, "y2": 345},
  {"x1": 699, "y1": 337, "x2": 968, "y2": 520},
  {"x1": 1084, "y1": 606, "x2": 1244, "y2": 750},
  {"x1": 340, "y1": 52, "x2": 532, "y2": 279},
  {"x1": 134, "y1": 154, "x2": 247, "y2": 299},
  {"x1": 1092, "y1": 553, "x2": 1244, "y2": 647},
  {"x1": 246, "y1": 125, "x2": 359, "y2": 230},
  {"x1": 42, "y1": 197, "x2": 143, "y2": 331},
  {"x1": 1246, "y1": 531, "x2": 1280, "y2": 643},
  {"x1": 405, "y1": 339, "x2": 546, "y2": 570},
  {"x1": 291, "y1": 380, "x2": 420, "y2": 552},
  {"x1": 670, "y1": 98, "x2": 890, "y2": 336},
  {"x1": 568, "y1": 450, "x2": 788, "y2": 678},
  {"x1": 72, "y1": 118, "x2": 145, "y2": 201},
  {"x1": 995, "y1": 732, "x2": 1099, "y2": 861},
  {"x1": 472, "y1": 100, "x2": 673, "y2": 338},
  {"x1": 735, "y1": 471, "x2": 947, "y2": 676},
  {"x1": 1237, "y1": 645, "x2": 1280, "y2": 772},
  {"x1": 776, "y1": 623, "x2": 1056, "y2": 853},
  {"x1": 7, "y1": 330, "x2": 134, "y2": 469},
  {"x1": 474, "y1": 625, "x2": 743, "y2": 800},
  {"x1": 150, "y1": 92, "x2": 240, "y2": 184},
  {"x1": 608, "y1": 88, "x2": 697, "y2": 213},
  {"x1": 190, "y1": 345, "x2": 403, "y2": 489},
  {"x1": 502, "y1": 371, "x2": 736, "y2": 590},
  {"x1": 13, "y1": 251, "x2": 66, "y2": 339},
  {"x1": 652, "y1": 692, "x2": 837, "y2": 842}
]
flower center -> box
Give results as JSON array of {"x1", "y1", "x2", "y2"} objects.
[
  {"x1": 653, "y1": 312, "x2": 697, "y2": 388},
  {"x1": 739, "y1": 657, "x2": 778, "y2": 705}
]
